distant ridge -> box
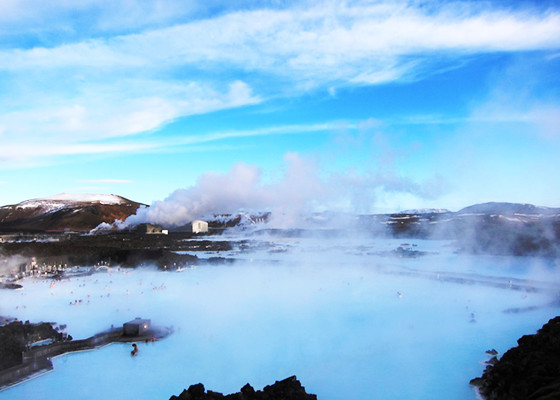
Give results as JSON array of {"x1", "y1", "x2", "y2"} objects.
[
  {"x1": 457, "y1": 202, "x2": 560, "y2": 216},
  {"x1": 383, "y1": 201, "x2": 560, "y2": 257},
  {"x1": 0, "y1": 194, "x2": 145, "y2": 233},
  {"x1": 395, "y1": 208, "x2": 450, "y2": 215},
  {"x1": 1, "y1": 197, "x2": 559, "y2": 257}
]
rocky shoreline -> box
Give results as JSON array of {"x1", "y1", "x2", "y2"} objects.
[
  {"x1": 0, "y1": 319, "x2": 172, "y2": 391},
  {"x1": 471, "y1": 316, "x2": 560, "y2": 400},
  {"x1": 0, "y1": 232, "x2": 239, "y2": 282},
  {"x1": 170, "y1": 376, "x2": 317, "y2": 400}
]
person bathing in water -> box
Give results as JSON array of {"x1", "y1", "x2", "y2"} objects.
[{"x1": 131, "y1": 343, "x2": 138, "y2": 356}]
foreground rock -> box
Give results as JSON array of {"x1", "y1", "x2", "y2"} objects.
[
  {"x1": 470, "y1": 316, "x2": 560, "y2": 400},
  {"x1": 170, "y1": 376, "x2": 317, "y2": 400}
]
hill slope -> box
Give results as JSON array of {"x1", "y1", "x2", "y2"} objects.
[
  {"x1": 0, "y1": 194, "x2": 145, "y2": 233},
  {"x1": 384, "y1": 202, "x2": 560, "y2": 257},
  {"x1": 457, "y1": 202, "x2": 560, "y2": 216}
]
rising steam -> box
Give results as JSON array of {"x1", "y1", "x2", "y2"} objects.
[{"x1": 122, "y1": 153, "x2": 447, "y2": 228}]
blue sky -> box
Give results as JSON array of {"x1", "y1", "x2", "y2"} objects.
[{"x1": 0, "y1": 0, "x2": 559, "y2": 214}]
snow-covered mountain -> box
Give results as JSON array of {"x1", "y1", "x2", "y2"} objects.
[
  {"x1": 457, "y1": 202, "x2": 560, "y2": 216},
  {"x1": 383, "y1": 202, "x2": 560, "y2": 257},
  {"x1": 0, "y1": 194, "x2": 145, "y2": 232}
]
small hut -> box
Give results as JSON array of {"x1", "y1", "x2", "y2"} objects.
[
  {"x1": 123, "y1": 318, "x2": 151, "y2": 336},
  {"x1": 189, "y1": 220, "x2": 209, "y2": 234}
]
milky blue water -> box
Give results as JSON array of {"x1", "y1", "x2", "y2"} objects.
[{"x1": 1, "y1": 237, "x2": 558, "y2": 399}]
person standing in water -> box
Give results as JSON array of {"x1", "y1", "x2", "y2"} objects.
[{"x1": 131, "y1": 343, "x2": 138, "y2": 356}]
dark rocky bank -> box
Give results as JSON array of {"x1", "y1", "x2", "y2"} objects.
[
  {"x1": 0, "y1": 320, "x2": 63, "y2": 370},
  {"x1": 0, "y1": 318, "x2": 172, "y2": 390},
  {"x1": 0, "y1": 232, "x2": 233, "y2": 273},
  {"x1": 170, "y1": 376, "x2": 317, "y2": 400},
  {"x1": 383, "y1": 209, "x2": 560, "y2": 257},
  {"x1": 471, "y1": 316, "x2": 560, "y2": 400}
]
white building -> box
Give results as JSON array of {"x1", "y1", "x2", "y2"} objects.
[{"x1": 189, "y1": 220, "x2": 208, "y2": 234}]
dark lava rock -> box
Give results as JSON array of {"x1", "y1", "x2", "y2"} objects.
[
  {"x1": 485, "y1": 356, "x2": 498, "y2": 366},
  {"x1": 392, "y1": 246, "x2": 428, "y2": 258},
  {"x1": 384, "y1": 203, "x2": 560, "y2": 257},
  {"x1": 0, "y1": 232, "x2": 219, "y2": 271},
  {"x1": 471, "y1": 316, "x2": 560, "y2": 400},
  {"x1": 0, "y1": 320, "x2": 63, "y2": 370},
  {"x1": 0, "y1": 283, "x2": 23, "y2": 290},
  {"x1": 170, "y1": 376, "x2": 317, "y2": 400}
]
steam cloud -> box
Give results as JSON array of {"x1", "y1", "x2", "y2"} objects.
[
  {"x1": 123, "y1": 153, "x2": 448, "y2": 228},
  {"x1": 0, "y1": 254, "x2": 28, "y2": 277}
]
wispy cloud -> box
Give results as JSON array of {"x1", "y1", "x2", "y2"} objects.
[
  {"x1": 75, "y1": 179, "x2": 132, "y2": 184},
  {"x1": 468, "y1": 55, "x2": 560, "y2": 139},
  {"x1": 471, "y1": 104, "x2": 560, "y2": 138},
  {"x1": 3, "y1": 3, "x2": 559, "y2": 72},
  {"x1": 168, "y1": 122, "x2": 343, "y2": 146},
  {"x1": 0, "y1": 80, "x2": 260, "y2": 143},
  {"x1": 0, "y1": 0, "x2": 202, "y2": 43},
  {"x1": 1, "y1": 0, "x2": 559, "y2": 167},
  {"x1": 0, "y1": 121, "x2": 343, "y2": 167}
]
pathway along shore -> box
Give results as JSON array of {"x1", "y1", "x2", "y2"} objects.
[{"x1": 0, "y1": 323, "x2": 172, "y2": 391}]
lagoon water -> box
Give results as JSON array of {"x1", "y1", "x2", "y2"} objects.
[{"x1": 1, "y1": 235, "x2": 559, "y2": 400}]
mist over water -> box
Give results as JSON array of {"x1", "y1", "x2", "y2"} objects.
[{"x1": 1, "y1": 235, "x2": 559, "y2": 400}]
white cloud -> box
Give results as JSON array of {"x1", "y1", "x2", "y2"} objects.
[
  {"x1": 0, "y1": 0, "x2": 202, "y2": 40},
  {"x1": 1, "y1": 1, "x2": 559, "y2": 166},
  {"x1": 4, "y1": 3, "x2": 560, "y2": 73},
  {"x1": 471, "y1": 103, "x2": 560, "y2": 138},
  {"x1": 467, "y1": 55, "x2": 560, "y2": 140},
  {"x1": 0, "y1": 79, "x2": 261, "y2": 144},
  {"x1": 169, "y1": 122, "x2": 339, "y2": 146},
  {"x1": 0, "y1": 142, "x2": 153, "y2": 160}
]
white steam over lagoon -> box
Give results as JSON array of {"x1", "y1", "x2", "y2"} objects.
[{"x1": 1, "y1": 234, "x2": 559, "y2": 400}]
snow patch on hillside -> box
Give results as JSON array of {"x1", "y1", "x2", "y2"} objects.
[
  {"x1": 15, "y1": 193, "x2": 127, "y2": 208},
  {"x1": 15, "y1": 201, "x2": 66, "y2": 213},
  {"x1": 3, "y1": 194, "x2": 130, "y2": 217},
  {"x1": 41, "y1": 193, "x2": 127, "y2": 204},
  {"x1": 396, "y1": 208, "x2": 450, "y2": 215}
]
